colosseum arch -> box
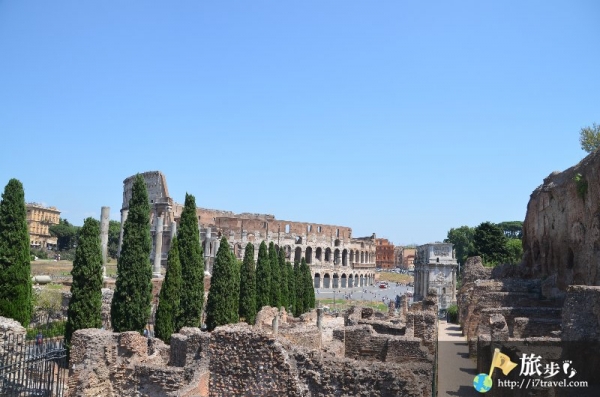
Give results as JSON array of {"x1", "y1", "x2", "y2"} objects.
[
  {"x1": 341, "y1": 273, "x2": 347, "y2": 288},
  {"x1": 332, "y1": 274, "x2": 339, "y2": 288},
  {"x1": 342, "y1": 249, "x2": 348, "y2": 266},
  {"x1": 334, "y1": 248, "x2": 340, "y2": 264},
  {"x1": 360, "y1": 251, "x2": 364, "y2": 263},
  {"x1": 294, "y1": 247, "x2": 302, "y2": 263},
  {"x1": 315, "y1": 247, "x2": 322, "y2": 262},
  {"x1": 314, "y1": 272, "x2": 321, "y2": 288},
  {"x1": 325, "y1": 247, "x2": 331, "y2": 262},
  {"x1": 360, "y1": 274, "x2": 364, "y2": 287},
  {"x1": 305, "y1": 246, "x2": 313, "y2": 264},
  {"x1": 284, "y1": 245, "x2": 292, "y2": 259},
  {"x1": 348, "y1": 274, "x2": 354, "y2": 288},
  {"x1": 323, "y1": 273, "x2": 331, "y2": 288}
]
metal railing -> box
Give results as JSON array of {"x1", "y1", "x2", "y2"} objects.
[{"x1": 0, "y1": 335, "x2": 67, "y2": 396}]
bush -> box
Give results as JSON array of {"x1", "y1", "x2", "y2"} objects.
[
  {"x1": 447, "y1": 304, "x2": 458, "y2": 323},
  {"x1": 26, "y1": 320, "x2": 66, "y2": 340}
]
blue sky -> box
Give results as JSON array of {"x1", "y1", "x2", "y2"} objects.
[{"x1": 1, "y1": 1, "x2": 598, "y2": 245}]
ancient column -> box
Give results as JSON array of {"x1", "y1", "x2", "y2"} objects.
[
  {"x1": 272, "y1": 315, "x2": 279, "y2": 335},
  {"x1": 451, "y1": 268, "x2": 457, "y2": 302},
  {"x1": 100, "y1": 207, "x2": 110, "y2": 278},
  {"x1": 316, "y1": 307, "x2": 323, "y2": 330},
  {"x1": 117, "y1": 209, "x2": 129, "y2": 256},
  {"x1": 170, "y1": 221, "x2": 177, "y2": 240},
  {"x1": 153, "y1": 215, "x2": 164, "y2": 278}
]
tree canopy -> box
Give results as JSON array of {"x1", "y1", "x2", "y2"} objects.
[
  {"x1": 0, "y1": 179, "x2": 33, "y2": 326},
  {"x1": 49, "y1": 219, "x2": 79, "y2": 251},
  {"x1": 65, "y1": 217, "x2": 103, "y2": 351},
  {"x1": 177, "y1": 193, "x2": 204, "y2": 329},
  {"x1": 238, "y1": 243, "x2": 257, "y2": 324},
  {"x1": 444, "y1": 226, "x2": 475, "y2": 266},
  {"x1": 473, "y1": 221, "x2": 509, "y2": 266},
  {"x1": 579, "y1": 123, "x2": 600, "y2": 153},
  {"x1": 155, "y1": 237, "x2": 182, "y2": 343},
  {"x1": 110, "y1": 174, "x2": 153, "y2": 332},
  {"x1": 205, "y1": 237, "x2": 239, "y2": 331},
  {"x1": 255, "y1": 241, "x2": 271, "y2": 310}
]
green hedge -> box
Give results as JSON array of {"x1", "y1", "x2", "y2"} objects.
[
  {"x1": 26, "y1": 320, "x2": 66, "y2": 340},
  {"x1": 447, "y1": 304, "x2": 458, "y2": 323}
]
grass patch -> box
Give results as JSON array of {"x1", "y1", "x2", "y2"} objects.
[
  {"x1": 317, "y1": 298, "x2": 387, "y2": 312},
  {"x1": 26, "y1": 320, "x2": 66, "y2": 340},
  {"x1": 376, "y1": 272, "x2": 413, "y2": 283}
]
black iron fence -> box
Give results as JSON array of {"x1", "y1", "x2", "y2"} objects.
[{"x1": 0, "y1": 334, "x2": 67, "y2": 397}]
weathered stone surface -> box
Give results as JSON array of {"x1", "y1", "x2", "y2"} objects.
[
  {"x1": 522, "y1": 150, "x2": 600, "y2": 291},
  {"x1": 461, "y1": 256, "x2": 491, "y2": 284}
]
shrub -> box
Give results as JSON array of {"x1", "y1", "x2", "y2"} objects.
[{"x1": 447, "y1": 304, "x2": 458, "y2": 323}]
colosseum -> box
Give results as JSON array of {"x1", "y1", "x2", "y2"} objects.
[{"x1": 118, "y1": 171, "x2": 377, "y2": 289}]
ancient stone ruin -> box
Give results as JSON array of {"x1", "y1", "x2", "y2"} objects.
[
  {"x1": 67, "y1": 298, "x2": 439, "y2": 397},
  {"x1": 457, "y1": 146, "x2": 600, "y2": 397}
]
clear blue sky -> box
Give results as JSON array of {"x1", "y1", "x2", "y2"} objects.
[{"x1": 1, "y1": 1, "x2": 598, "y2": 245}]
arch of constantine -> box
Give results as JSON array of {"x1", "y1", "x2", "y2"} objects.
[{"x1": 118, "y1": 171, "x2": 376, "y2": 290}]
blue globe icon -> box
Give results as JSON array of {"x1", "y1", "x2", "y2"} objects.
[{"x1": 473, "y1": 373, "x2": 493, "y2": 393}]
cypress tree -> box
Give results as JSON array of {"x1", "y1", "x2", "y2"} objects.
[
  {"x1": 65, "y1": 217, "x2": 103, "y2": 351},
  {"x1": 231, "y1": 250, "x2": 240, "y2": 322},
  {"x1": 0, "y1": 179, "x2": 33, "y2": 326},
  {"x1": 255, "y1": 241, "x2": 271, "y2": 310},
  {"x1": 239, "y1": 243, "x2": 256, "y2": 324},
  {"x1": 286, "y1": 261, "x2": 295, "y2": 315},
  {"x1": 278, "y1": 248, "x2": 289, "y2": 310},
  {"x1": 205, "y1": 237, "x2": 238, "y2": 331},
  {"x1": 111, "y1": 174, "x2": 153, "y2": 332},
  {"x1": 177, "y1": 193, "x2": 204, "y2": 329},
  {"x1": 155, "y1": 237, "x2": 181, "y2": 343},
  {"x1": 268, "y1": 242, "x2": 281, "y2": 308},
  {"x1": 293, "y1": 261, "x2": 303, "y2": 317},
  {"x1": 302, "y1": 258, "x2": 315, "y2": 310}
]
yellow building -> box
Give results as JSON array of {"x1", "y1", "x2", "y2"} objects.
[{"x1": 26, "y1": 203, "x2": 60, "y2": 250}]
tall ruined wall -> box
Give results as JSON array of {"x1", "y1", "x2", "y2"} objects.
[
  {"x1": 122, "y1": 171, "x2": 171, "y2": 210},
  {"x1": 522, "y1": 149, "x2": 600, "y2": 290}
]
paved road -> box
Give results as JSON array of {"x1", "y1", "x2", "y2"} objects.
[
  {"x1": 314, "y1": 282, "x2": 414, "y2": 306},
  {"x1": 437, "y1": 320, "x2": 479, "y2": 396}
]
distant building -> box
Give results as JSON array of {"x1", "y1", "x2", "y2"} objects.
[
  {"x1": 119, "y1": 171, "x2": 377, "y2": 288},
  {"x1": 400, "y1": 247, "x2": 416, "y2": 270},
  {"x1": 413, "y1": 243, "x2": 457, "y2": 310},
  {"x1": 26, "y1": 203, "x2": 60, "y2": 250},
  {"x1": 375, "y1": 238, "x2": 395, "y2": 269}
]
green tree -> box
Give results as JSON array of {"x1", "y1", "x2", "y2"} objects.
[
  {"x1": 107, "y1": 220, "x2": 121, "y2": 259},
  {"x1": 205, "y1": 238, "x2": 238, "y2": 331},
  {"x1": 110, "y1": 174, "x2": 153, "y2": 332},
  {"x1": 231, "y1": 250, "x2": 240, "y2": 323},
  {"x1": 444, "y1": 226, "x2": 475, "y2": 266},
  {"x1": 154, "y1": 237, "x2": 181, "y2": 343},
  {"x1": 65, "y1": 217, "x2": 103, "y2": 351},
  {"x1": 177, "y1": 193, "x2": 205, "y2": 329},
  {"x1": 505, "y1": 239, "x2": 523, "y2": 265},
  {"x1": 286, "y1": 261, "x2": 295, "y2": 313},
  {"x1": 473, "y1": 222, "x2": 509, "y2": 266},
  {"x1": 49, "y1": 219, "x2": 79, "y2": 251},
  {"x1": 255, "y1": 241, "x2": 271, "y2": 310},
  {"x1": 579, "y1": 123, "x2": 600, "y2": 153},
  {"x1": 301, "y1": 258, "x2": 315, "y2": 311},
  {"x1": 238, "y1": 243, "x2": 257, "y2": 324},
  {"x1": 278, "y1": 248, "x2": 289, "y2": 310},
  {"x1": 268, "y1": 242, "x2": 281, "y2": 308},
  {"x1": 0, "y1": 179, "x2": 33, "y2": 326},
  {"x1": 293, "y1": 261, "x2": 303, "y2": 317},
  {"x1": 497, "y1": 221, "x2": 523, "y2": 240}
]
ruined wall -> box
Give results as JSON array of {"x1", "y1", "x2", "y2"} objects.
[{"x1": 522, "y1": 150, "x2": 600, "y2": 293}]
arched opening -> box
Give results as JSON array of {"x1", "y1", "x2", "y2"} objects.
[
  {"x1": 323, "y1": 273, "x2": 331, "y2": 289},
  {"x1": 342, "y1": 249, "x2": 348, "y2": 266},
  {"x1": 305, "y1": 246, "x2": 313, "y2": 264},
  {"x1": 285, "y1": 224, "x2": 290, "y2": 233},
  {"x1": 294, "y1": 247, "x2": 302, "y2": 263},
  {"x1": 332, "y1": 274, "x2": 339, "y2": 288},
  {"x1": 285, "y1": 245, "x2": 292, "y2": 259},
  {"x1": 350, "y1": 250, "x2": 355, "y2": 264},
  {"x1": 236, "y1": 243, "x2": 243, "y2": 259},
  {"x1": 341, "y1": 274, "x2": 347, "y2": 288},
  {"x1": 334, "y1": 249, "x2": 340, "y2": 265},
  {"x1": 334, "y1": 239, "x2": 340, "y2": 247},
  {"x1": 325, "y1": 248, "x2": 331, "y2": 262},
  {"x1": 315, "y1": 247, "x2": 322, "y2": 262},
  {"x1": 295, "y1": 236, "x2": 303, "y2": 244},
  {"x1": 314, "y1": 272, "x2": 321, "y2": 288},
  {"x1": 360, "y1": 275, "x2": 364, "y2": 287},
  {"x1": 360, "y1": 251, "x2": 364, "y2": 263},
  {"x1": 348, "y1": 274, "x2": 354, "y2": 288}
]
